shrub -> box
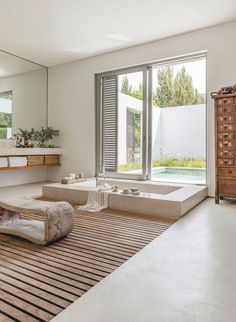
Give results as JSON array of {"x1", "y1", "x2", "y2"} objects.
[{"x1": 0, "y1": 128, "x2": 7, "y2": 139}]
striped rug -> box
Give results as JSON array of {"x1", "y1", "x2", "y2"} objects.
[{"x1": 0, "y1": 206, "x2": 176, "y2": 321}]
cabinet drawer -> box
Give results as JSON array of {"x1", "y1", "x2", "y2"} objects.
[
  {"x1": 218, "y1": 168, "x2": 236, "y2": 177},
  {"x1": 218, "y1": 149, "x2": 234, "y2": 158},
  {"x1": 217, "y1": 158, "x2": 234, "y2": 167},
  {"x1": 45, "y1": 155, "x2": 60, "y2": 165},
  {"x1": 217, "y1": 115, "x2": 235, "y2": 123},
  {"x1": 27, "y1": 155, "x2": 45, "y2": 166},
  {"x1": 218, "y1": 140, "x2": 236, "y2": 149},
  {"x1": 217, "y1": 105, "x2": 235, "y2": 114},
  {"x1": 217, "y1": 97, "x2": 234, "y2": 105},
  {"x1": 218, "y1": 123, "x2": 235, "y2": 132},
  {"x1": 218, "y1": 179, "x2": 236, "y2": 196},
  {"x1": 217, "y1": 132, "x2": 234, "y2": 140}
]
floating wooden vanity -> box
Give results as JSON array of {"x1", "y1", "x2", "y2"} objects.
[{"x1": 0, "y1": 148, "x2": 64, "y2": 170}]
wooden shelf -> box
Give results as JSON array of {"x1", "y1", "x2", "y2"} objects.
[
  {"x1": 0, "y1": 148, "x2": 64, "y2": 156},
  {"x1": 0, "y1": 164, "x2": 61, "y2": 171}
]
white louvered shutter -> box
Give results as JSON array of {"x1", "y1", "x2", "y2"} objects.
[{"x1": 103, "y1": 76, "x2": 118, "y2": 172}]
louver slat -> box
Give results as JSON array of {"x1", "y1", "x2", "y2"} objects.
[{"x1": 103, "y1": 76, "x2": 118, "y2": 172}]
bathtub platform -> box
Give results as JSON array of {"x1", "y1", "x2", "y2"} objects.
[{"x1": 42, "y1": 179, "x2": 207, "y2": 219}]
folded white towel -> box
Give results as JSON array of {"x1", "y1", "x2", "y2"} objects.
[{"x1": 9, "y1": 157, "x2": 27, "y2": 167}]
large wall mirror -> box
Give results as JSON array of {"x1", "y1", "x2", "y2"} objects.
[{"x1": 0, "y1": 50, "x2": 47, "y2": 142}]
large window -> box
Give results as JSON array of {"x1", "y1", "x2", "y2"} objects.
[
  {"x1": 0, "y1": 91, "x2": 12, "y2": 139},
  {"x1": 96, "y1": 53, "x2": 206, "y2": 184}
]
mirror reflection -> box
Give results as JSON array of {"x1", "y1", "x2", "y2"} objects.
[{"x1": 0, "y1": 50, "x2": 47, "y2": 141}]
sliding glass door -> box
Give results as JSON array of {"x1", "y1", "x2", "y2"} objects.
[
  {"x1": 96, "y1": 53, "x2": 206, "y2": 184},
  {"x1": 96, "y1": 68, "x2": 147, "y2": 179},
  {"x1": 150, "y1": 58, "x2": 206, "y2": 184}
]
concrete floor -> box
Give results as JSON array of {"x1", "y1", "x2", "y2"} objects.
[
  {"x1": 0, "y1": 181, "x2": 51, "y2": 199},
  {"x1": 52, "y1": 197, "x2": 236, "y2": 322},
  {"x1": 1, "y1": 183, "x2": 236, "y2": 322}
]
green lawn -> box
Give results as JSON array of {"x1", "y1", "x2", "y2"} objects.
[{"x1": 118, "y1": 159, "x2": 205, "y2": 172}]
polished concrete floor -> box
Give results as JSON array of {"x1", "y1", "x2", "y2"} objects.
[
  {"x1": 1, "y1": 183, "x2": 236, "y2": 322},
  {"x1": 53, "y1": 197, "x2": 236, "y2": 322},
  {"x1": 0, "y1": 181, "x2": 51, "y2": 199}
]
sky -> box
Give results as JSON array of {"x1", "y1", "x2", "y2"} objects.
[
  {"x1": 119, "y1": 58, "x2": 206, "y2": 95},
  {"x1": 0, "y1": 98, "x2": 12, "y2": 113}
]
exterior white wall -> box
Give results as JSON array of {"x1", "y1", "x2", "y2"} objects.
[
  {"x1": 118, "y1": 94, "x2": 205, "y2": 164},
  {"x1": 0, "y1": 69, "x2": 48, "y2": 187},
  {"x1": 48, "y1": 21, "x2": 236, "y2": 196},
  {"x1": 153, "y1": 105, "x2": 206, "y2": 160}
]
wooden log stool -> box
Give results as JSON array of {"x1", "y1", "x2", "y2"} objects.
[{"x1": 0, "y1": 197, "x2": 74, "y2": 245}]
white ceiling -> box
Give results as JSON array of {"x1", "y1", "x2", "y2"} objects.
[{"x1": 0, "y1": 0, "x2": 236, "y2": 67}]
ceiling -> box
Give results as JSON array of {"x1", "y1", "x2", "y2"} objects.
[{"x1": 0, "y1": 0, "x2": 236, "y2": 67}]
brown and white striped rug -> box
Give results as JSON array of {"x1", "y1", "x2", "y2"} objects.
[{"x1": 0, "y1": 206, "x2": 176, "y2": 322}]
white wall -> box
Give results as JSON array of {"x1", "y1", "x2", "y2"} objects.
[
  {"x1": 48, "y1": 21, "x2": 236, "y2": 196},
  {"x1": 0, "y1": 69, "x2": 48, "y2": 187},
  {"x1": 0, "y1": 69, "x2": 47, "y2": 134}
]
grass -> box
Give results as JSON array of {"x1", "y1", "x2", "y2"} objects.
[{"x1": 118, "y1": 158, "x2": 206, "y2": 172}]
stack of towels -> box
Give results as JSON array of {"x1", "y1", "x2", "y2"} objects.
[
  {"x1": 0, "y1": 157, "x2": 8, "y2": 168},
  {"x1": 9, "y1": 157, "x2": 27, "y2": 167}
]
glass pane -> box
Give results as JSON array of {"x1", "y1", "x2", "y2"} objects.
[
  {"x1": 151, "y1": 58, "x2": 206, "y2": 184},
  {"x1": 117, "y1": 71, "x2": 143, "y2": 174},
  {"x1": 0, "y1": 91, "x2": 12, "y2": 139}
]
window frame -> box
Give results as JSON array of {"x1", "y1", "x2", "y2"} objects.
[{"x1": 96, "y1": 51, "x2": 207, "y2": 183}]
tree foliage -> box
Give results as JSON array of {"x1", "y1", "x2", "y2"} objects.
[
  {"x1": 121, "y1": 66, "x2": 204, "y2": 107},
  {"x1": 0, "y1": 112, "x2": 12, "y2": 128}
]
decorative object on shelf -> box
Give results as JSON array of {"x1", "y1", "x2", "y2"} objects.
[
  {"x1": 61, "y1": 173, "x2": 87, "y2": 184},
  {"x1": 120, "y1": 187, "x2": 140, "y2": 195},
  {"x1": 14, "y1": 128, "x2": 35, "y2": 148},
  {"x1": 33, "y1": 126, "x2": 60, "y2": 148},
  {"x1": 212, "y1": 90, "x2": 236, "y2": 204},
  {"x1": 14, "y1": 126, "x2": 60, "y2": 148},
  {"x1": 211, "y1": 84, "x2": 236, "y2": 98},
  {"x1": 130, "y1": 187, "x2": 140, "y2": 195}
]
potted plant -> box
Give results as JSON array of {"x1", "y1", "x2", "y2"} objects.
[
  {"x1": 33, "y1": 127, "x2": 60, "y2": 147},
  {"x1": 14, "y1": 128, "x2": 35, "y2": 147}
]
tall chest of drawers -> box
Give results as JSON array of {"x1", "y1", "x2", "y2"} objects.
[{"x1": 213, "y1": 93, "x2": 236, "y2": 204}]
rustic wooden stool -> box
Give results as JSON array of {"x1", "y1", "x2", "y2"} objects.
[{"x1": 0, "y1": 197, "x2": 74, "y2": 245}]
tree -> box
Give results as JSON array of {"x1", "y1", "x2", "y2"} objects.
[
  {"x1": 121, "y1": 76, "x2": 133, "y2": 96},
  {"x1": 0, "y1": 112, "x2": 12, "y2": 128},
  {"x1": 153, "y1": 67, "x2": 174, "y2": 107},
  {"x1": 120, "y1": 67, "x2": 204, "y2": 107},
  {"x1": 172, "y1": 67, "x2": 204, "y2": 106}
]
